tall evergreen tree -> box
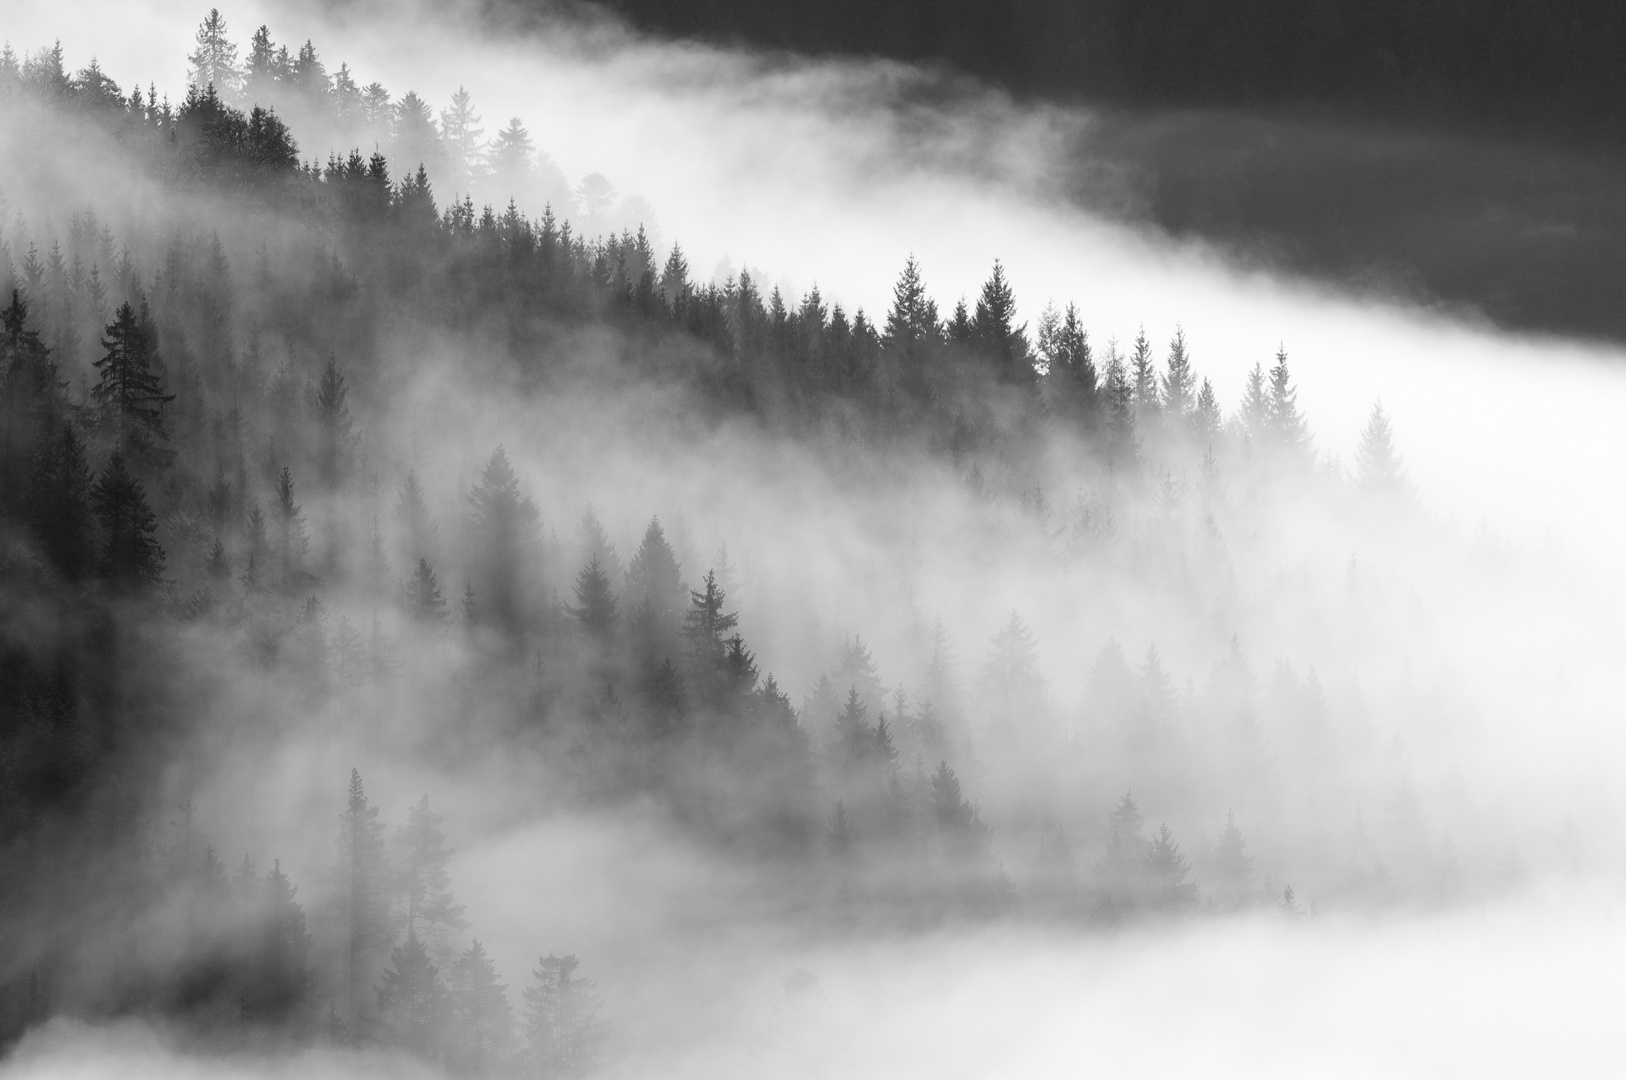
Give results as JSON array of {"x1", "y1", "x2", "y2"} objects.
[
  {"x1": 1161, "y1": 326, "x2": 1196, "y2": 423},
  {"x1": 405, "y1": 558, "x2": 448, "y2": 624},
  {"x1": 1142, "y1": 823, "x2": 1197, "y2": 910},
  {"x1": 91, "y1": 452, "x2": 164, "y2": 591},
  {"x1": 467, "y1": 446, "x2": 539, "y2": 639},
  {"x1": 377, "y1": 930, "x2": 448, "y2": 1056},
  {"x1": 187, "y1": 9, "x2": 242, "y2": 98},
  {"x1": 243, "y1": 859, "x2": 313, "y2": 1024},
  {"x1": 26, "y1": 420, "x2": 95, "y2": 579},
  {"x1": 313, "y1": 355, "x2": 352, "y2": 487},
  {"x1": 91, "y1": 300, "x2": 172, "y2": 470},
  {"x1": 522, "y1": 954, "x2": 606, "y2": 1078},
  {"x1": 568, "y1": 555, "x2": 619, "y2": 643},
  {"x1": 1354, "y1": 401, "x2": 1407, "y2": 496},
  {"x1": 335, "y1": 768, "x2": 393, "y2": 1030},
  {"x1": 1266, "y1": 347, "x2": 1309, "y2": 457},
  {"x1": 394, "y1": 794, "x2": 468, "y2": 950},
  {"x1": 448, "y1": 940, "x2": 514, "y2": 1073},
  {"x1": 970, "y1": 260, "x2": 1029, "y2": 382},
  {"x1": 273, "y1": 466, "x2": 308, "y2": 589}
]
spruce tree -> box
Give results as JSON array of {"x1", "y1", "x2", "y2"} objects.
[
  {"x1": 568, "y1": 554, "x2": 619, "y2": 642},
  {"x1": 244, "y1": 859, "x2": 313, "y2": 1024},
  {"x1": 1161, "y1": 326, "x2": 1196, "y2": 422},
  {"x1": 187, "y1": 9, "x2": 243, "y2": 98},
  {"x1": 1265, "y1": 347, "x2": 1309, "y2": 457},
  {"x1": 1354, "y1": 401, "x2": 1407, "y2": 496},
  {"x1": 313, "y1": 355, "x2": 351, "y2": 487},
  {"x1": 377, "y1": 930, "x2": 449, "y2": 1057},
  {"x1": 91, "y1": 300, "x2": 172, "y2": 470},
  {"x1": 91, "y1": 452, "x2": 164, "y2": 591},
  {"x1": 970, "y1": 260, "x2": 1029, "y2": 382},
  {"x1": 448, "y1": 940, "x2": 514, "y2": 1073},
  {"x1": 522, "y1": 954, "x2": 606, "y2": 1078},
  {"x1": 273, "y1": 465, "x2": 308, "y2": 588},
  {"x1": 1142, "y1": 823, "x2": 1197, "y2": 910},
  {"x1": 405, "y1": 558, "x2": 448, "y2": 624},
  {"x1": 467, "y1": 446, "x2": 539, "y2": 639},
  {"x1": 335, "y1": 768, "x2": 393, "y2": 1030},
  {"x1": 394, "y1": 794, "x2": 467, "y2": 950}
]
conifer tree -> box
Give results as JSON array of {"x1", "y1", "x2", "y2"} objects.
[
  {"x1": 1191, "y1": 377, "x2": 1222, "y2": 446},
  {"x1": 467, "y1": 446, "x2": 539, "y2": 639},
  {"x1": 1239, "y1": 361, "x2": 1269, "y2": 444},
  {"x1": 970, "y1": 260, "x2": 1029, "y2": 382},
  {"x1": 448, "y1": 940, "x2": 514, "y2": 1073},
  {"x1": 273, "y1": 466, "x2": 308, "y2": 588},
  {"x1": 395, "y1": 470, "x2": 440, "y2": 565},
  {"x1": 91, "y1": 452, "x2": 164, "y2": 591},
  {"x1": 244, "y1": 859, "x2": 313, "y2": 1024},
  {"x1": 394, "y1": 794, "x2": 468, "y2": 951},
  {"x1": 187, "y1": 9, "x2": 242, "y2": 99},
  {"x1": 1208, "y1": 809, "x2": 1256, "y2": 906},
  {"x1": 681, "y1": 569, "x2": 737, "y2": 676},
  {"x1": 1142, "y1": 824, "x2": 1197, "y2": 910},
  {"x1": 335, "y1": 768, "x2": 393, "y2": 1030},
  {"x1": 624, "y1": 516, "x2": 684, "y2": 649},
  {"x1": 568, "y1": 554, "x2": 619, "y2": 642},
  {"x1": 378, "y1": 930, "x2": 449, "y2": 1056},
  {"x1": 405, "y1": 558, "x2": 448, "y2": 624},
  {"x1": 313, "y1": 356, "x2": 352, "y2": 487},
  {"x1": 91, "y1": 300, "x2": 172, "y2": 470},
  {"x1": 1129, "y1": 326, "x2": 1160, "y2": 424},
  {"x1": 439, "y1": 86, "x2": 486, "y2": 196},
  {"x1": 1354, "y1": 401, "x2": 1407, "y2": 496},
  {"x1": 1161, "y1": 326, "x2": 1196, "y2": 422},
  {"x1": 489, "y1": 118, "x2": 535, "y2": 197},
  {"x1": 930, "y1": 761, "x2": 989, "y2": 856},
  {"x1": 523, "y1": 954, "x2": 606, "y2": 1078},
  {"x1": 1266, "y1": 347, "x2": 1309, "y2": 457}
]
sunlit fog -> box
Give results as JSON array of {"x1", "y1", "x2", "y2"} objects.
[{"x1": 1, "y1": 0, "x2": 1623, "y2": 1076}]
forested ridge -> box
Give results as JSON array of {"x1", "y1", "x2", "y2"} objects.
[{"x1": 0, "y1": 13, "x2": 1502, "y2": 1072}]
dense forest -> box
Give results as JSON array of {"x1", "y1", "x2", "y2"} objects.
[
  {"x1": 0, "y1": 11, "x2": 1527, "y2": 1074},
  {"x1": 591, "y1": 0, "x2": 1626, "y2": 139}
]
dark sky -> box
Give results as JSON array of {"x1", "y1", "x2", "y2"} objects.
[{"x1": 559, "y1": 0, "x2": 1626, "y2": 344}]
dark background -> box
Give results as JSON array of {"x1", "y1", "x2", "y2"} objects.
[{"x1": 543, "y1": 0, "x2": 1626, "y2": 344}]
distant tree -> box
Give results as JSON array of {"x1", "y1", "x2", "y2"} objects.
[
  {"x1": 1239, "y1": 361, "x2": 1269, "y2": 444},
  {"x1": 930, "y1": 761, "x2": 989, "y2": 856},
  {"x1": 882, "y1": 255, "x2": 938, "y2": 390},
  {"x1": 1108, "y1": 790, "x2": 1144, "y2": 842},
  {"x1": 1191, "y1": 377, "x2": 1222, "y2": 446},
  {"x1": 569, "y1": 555, "x2": 619, "y2": 642},
  {"x1": 1266, "y1": 347, "x2": 1309, "y2": 457},
  {"x1": 681, "y1": 569, "x2": 737, "y2": 678},
  {"x1": 405, "y1": 558, "x2": 448, "y2": 624},
  {"x1": 979, "y1": 611, "x2": 1045, "y2": 731},
  {"x1": 313, "y1": 356, "x2": 352, "y2": 486},
  {"x1": 378, "y1": 930, "x2": 449, "y2": 1057},
  {"x1": 1208, "y1": 809, "x2": 1256, "y2": 906},
  {"x1": 91, "y1": 452, "x2": 164, "y2": 591},
  {"x1": 467, "y1": 446, "x2": 539, "y2": 639},
  {"x1": 1129, "y1": 326, "x2": 1160, "y2": 425},
  {"x1": 624, "y1": 516, "x2": 684, "y2": 643},
  {"x1": 1354, "y1": 401, "x2": 1408, "y2": 496},
  {"x1": 392, "y1": 90, "x2": 444, "y2": 181},
  {"x1": 243, "y1": 859, "x2": 313, "y2": 1024},
  {"x1": 970, "y1": 260, "x2": 1030, "y2": 381},
  {"x1": 489, "y1": 117, "x2": 535, "y2": 199},
  {"x1": 1161, "y1": 326, "x2": 1196, "y2": 422},
  {"x1": 1142, "y1": 823, "x2": 1197, "y2": 910},
  {"x1": 273, "y1": 466, "x2": 308, "y2": 588},
  {"x1": 91, "y1": 300, "x2": 172, "y2": 470},
  {"x1": 575, "y1": 507, "x2": 623, "y2": 584},
  {"x1": 448, "y1": 940, "x2": 514, "y2": 1073},
  {"x1": 187, "y1": 9, "x2": 243, "y2": 99},
  {"x1": 1100, "y1": 340, "x2": 1137, "y2": 465},
  {"x1": 439, "y1": 86, "x2": 486, "y2": 196},
  {"x1": 335, "y1": 768, "x2": 393, "y2": 1029},
  {"x1": 523, "y1": 954, "x2": 606, "y2": 1078},
  {"x1": 394, "y1": 795, "x2": 468, "y2": 954}
]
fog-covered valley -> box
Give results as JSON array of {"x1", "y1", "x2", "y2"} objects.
[{"x1": 1, "y1": 2, "x2": 1623, "y2": 1076}]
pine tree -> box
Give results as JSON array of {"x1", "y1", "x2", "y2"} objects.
[
  {"x1": 448, "y1": 941, "x2": 514, "y2": 1073},
  {"x1": 1266, "y1": 347, "x2": 1309, "y2": 457},
  {"x1": 91, "y1": 300, "x2": 172, "y2": 469},
  {"x1": 1209, "y1": 809, "x2": 1256, "y2": 906},
  {"x1": 575, "y1": 508, "x2": 622, "y2": 585},
  {"x1": 1108, "y1": 790, "x2": 1144, "y2": 842},
  {"x1": 335, "y1": 768, "x2": 393, "y2": 1030},
  {"x1": 1129, "y1": 326, "x2": 1160, "y2": 424},
  {"x1": 624, "y1": 516, "x2": 684, "y2": 651},
  {"x1": 1354, "y1": 401, "x2": 1407, "y2": 496},
  {"x1": 489, "y1": 118, "x2": 534, "y2": 198},
  {"x1": 568, "y1": 555, "x2": 619, "y2": 642},
  {"x1": 1239, "y1": 361, "x2": 1269, "y2": 444},
  {"x1": 522, "y1": 954, "x2": 606, "y2": 1078},
  {"x1": 273, "y1": 466, "x2": 308, "y2": 589},
  {"x1": 378, "y1": 930, "x2": 449, "y2": 1057},
  {"x1": 681, "y1": 569, "x2": 737, "y2": 676},
  {"x1": 313, "y1": 356, "x2": 352, "y2": 487},
  {"x1": 1142, "y1": 823, "x2": 1197, "y2": 910},
  {"x1": 244, "y1": 859, "x2": 313, "y2": 1024},
  {"x1": 467, "y1": 446, "x2": 539, "y2": 639},
  {"x1": 439, "y1": 86, "x2": 486, "y2": 196},
  {"x1": 970, "y1": 260, "x2": 1029, "y2": 381},
  {"x1": 1191, "y1": 377, "x2": 1222, "y2": 446},
  {"x1": 91, "y1": 452, "x2": 164, "y2": 591},
  {"x1": 930, "y1": 761, "x2": 989, "y2": 856},
  {"x1": 395, "y1": 795, "x2": 468, "y2": 951},
  {"x1": 1161, "y1": 326, "x2": 1196, "y2": 422},
  {"x1": 1101, "y1": 340, "x2": 1137, "y2": 465},
  {"x1": 187, "y1": 9, "x2": 242, "y2": 98},
  {"x1": 404, "y1": 558, "x2": 448, "y2": 624}
]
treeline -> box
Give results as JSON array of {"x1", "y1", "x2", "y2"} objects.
[
  {"x1": 0, "y1": 12, "x2": 1445, "y2": 1053},
  {"x1": 596, "y1": 0, "x2": 1626, "y2": 139}
]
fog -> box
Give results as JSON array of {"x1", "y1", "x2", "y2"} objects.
[{"x1": 2, "y1": 0, "x2": 1625, "y2": 1075}]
